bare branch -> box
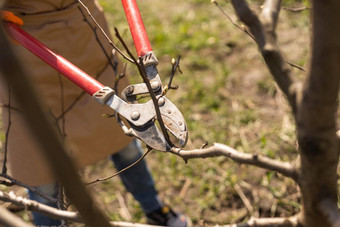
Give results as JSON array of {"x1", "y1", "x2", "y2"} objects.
[
  {"x1": 0, "y1": 191, "x2": 164, "y2": 227},
  {"x1": 0, "y1": 174, "x2": 58, "y2": 204},
  {"x1": 212, "y1": 0, "x2": 255, "y2": 41},
  {"x1": 230, "y1": 0, "x2": 265, "y2": 46},
  {"x1": 77, "y1": 0, "x2": 134, "y2": 63},
  {"x1": 234, "y1": 183, "x2": 254, "y2": 215},
  {"x1": 283, "y1": 6, "x2": 311, "y2": 13},
  {"x1": 173, "y1": 143, "x2": 297, "y2": 181},
  {"x1": 230, "y1": 0, "x2": 299, "y2": 114},
  {"x1": 0, "y1": 206, "x2": 34, "y2": 227},
  {"x1": 285, "y1": 60, "x2": 306, "y2": 71},
  {"x1": 86, "y1": 148, "x2": 152, "y2": 185},
  {"x1": 2, "y1": 83, "x2": 11, "y2": 174},
  {"x1": 215, "y1": 215, "x2": 299, "y2": 227},
  {"x1": 0, "y1": 190, "x2": 82, "y2": 222}
]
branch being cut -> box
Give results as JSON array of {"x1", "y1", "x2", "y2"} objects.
[
  {"x1": 230, "y1": 0, "x2": 299, "y2": 115},
  {"x1": 114, "y1": 27, "x2": 174, "y2": 148},
  {"x1": 172, "y1": 143, "x2": 297, "y2": 181}
]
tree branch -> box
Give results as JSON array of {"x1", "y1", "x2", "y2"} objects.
[
  {"x1": 173, "y1": 143, "x2": 298, "y2": 181},
  {"x1": 230, "y1": 0, "x2": 299, "y2": 115},
  {"x1": 0, "y1": 206, "x2": 34, "y2": 227},
  {"x1": 77, "y1": 0, "x2": 134, "y2": 63},
  {"x1": 283, "y1": 6, "x2": 311, "y2": 13},
  {"x1": 0, "y1": 174, "x2": 58, "y2": 204},
  {"x1": 0, "y1": 191, "x2": 82, "y2": 222},
  {"x1": 215, "y1": 215, "x2": 299, "y2": 227},
  {"x1": 0, "y1": 191, "x2": 164, "y2": 227},
  {"x1": 86, "y1": 148, "x2": 152, "y2": 185}
]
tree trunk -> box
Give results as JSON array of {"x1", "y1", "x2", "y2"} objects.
[{"x1": 297, "y1": 0, "x2": 340, "y2": 226}]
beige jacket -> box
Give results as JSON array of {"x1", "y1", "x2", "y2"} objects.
[{"x1": 0, "y1": 0, "x2": 133, "y2": 186}]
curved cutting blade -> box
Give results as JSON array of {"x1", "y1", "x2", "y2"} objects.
[
  {"x1": 158, "y1": 97, "x2": 188, "y2": 148},
  {"x1": 128, "y1": 120, "x2": 171, "y2": 152}
]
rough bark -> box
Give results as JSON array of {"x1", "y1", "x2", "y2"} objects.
[{"x1": 296, "y1": 0, "x2": 340, "y2": 226}]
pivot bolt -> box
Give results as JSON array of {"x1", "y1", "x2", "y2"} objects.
[
  {"x1": 151, "y1": 81, "x2": 160, "y2": 91},
  {"x1": 125, "y1": 86, "x2": 134, "y2": 95},
  {"x1": 130, "y1": 111, "x2": 140, "y2": 121},
  {"x1": 158, "y1": 97, "x2": 165, "y2": 106}
]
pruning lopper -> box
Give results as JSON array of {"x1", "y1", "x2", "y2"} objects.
[{"x1": 2, "y1": 0, "x2": 188, "y2": 151}]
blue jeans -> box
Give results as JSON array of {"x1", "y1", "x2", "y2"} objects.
[{"x1": 28, "y1": 139, "x2": 162, "y2": 226}]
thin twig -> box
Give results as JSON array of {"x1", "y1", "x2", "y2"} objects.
[
  {"x1": 286, "y1": 60, "x2": 306, "y2": 71},
  {"x1": 115, "y1": 63, "x2": 127, "y2": 93},
  {"x1": 0, "y1": 174, "x2": 58, "y2": 204},
  {"x1": 283, "y1": 6, "x2": 310, "y2": 12},
  {"x1": 56, "y1": 60, "x2": 110, "y2": 120},
  {"x1": 77, "y1": 0, "x2": 134, "y2": 63},
  {"x1": 213, "y1": 0, "x2": 255, "y2": 41},
  {"x1": 234, "y1": 183, "x2": 254, "y2": 215},
  {"x1": 57, "y1": 73, "x2": 66, "y2": 139},
  {"x1": 78, "y1": 6, "x2": 119, "y2": 74},
  {"x1": 0, "y1": 104, "x2": 21, "y2": 112},
  {"x1": 57, "y1": 182, "x2": 67, "y2": 226},
  {"x1": 86, "y1": 148, "x2": 152, "y2": 185},
  {"x1": 57, "y1": 5, "x2": 120, "y2": 121},
  {"x1": 164, "y1": 56, "x2": 181, "y2": 93},
  {"x1": 216, "y1": 215, "x2": 299, "y2": 227},
  {"x1": 2, "y1": 83, "x2": 11, "y2": 174}
]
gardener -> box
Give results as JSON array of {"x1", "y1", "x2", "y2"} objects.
[{"x1": 0, "y1": 0, "x2": 190, "y2": 226}]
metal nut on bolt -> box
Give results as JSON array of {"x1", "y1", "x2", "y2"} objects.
[
  {"x1": 125, "y1": 86, "x2": 134, "y2": 94},
  {"x1": 130, "y1": 111, "x2": 140, "y2": 121},
  {"x1": 158, "y1": 97, "x2": 165, "y2": 106},
  {"x1": 151, "y1": 81, "x2": 160, "y2": 91}
]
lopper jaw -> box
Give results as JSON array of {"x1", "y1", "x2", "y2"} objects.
[{"x1": 93, "y1": 52, "x2": 188, "y2": 152}]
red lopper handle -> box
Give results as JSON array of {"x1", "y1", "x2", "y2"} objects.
[
  {"x1": 121, "y1": 0, "x2": 152, "y2": 57},
  {"x1": 5, "y1": 22, "x2": 104, "y2": 96}
]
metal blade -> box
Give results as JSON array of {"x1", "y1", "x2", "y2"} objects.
[{"x1": 128, "y1": 120, "x2": 171, "y2": 152}]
